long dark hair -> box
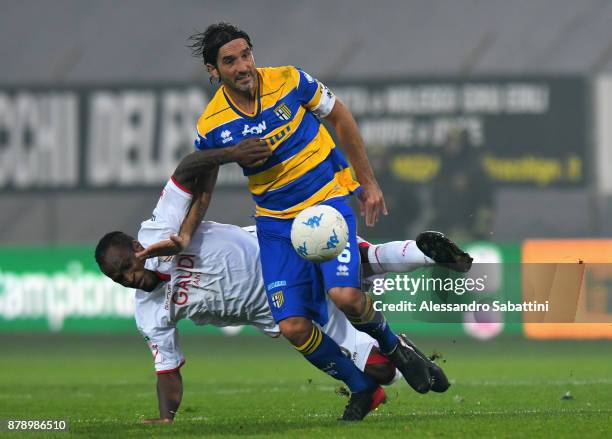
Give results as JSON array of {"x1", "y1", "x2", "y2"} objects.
[{"x1": 188, "y1": 22, "x2": 253, "y2": 67}]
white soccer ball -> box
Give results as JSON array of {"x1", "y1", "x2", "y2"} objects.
[{"x1": 290, "y1": 205, "x2": 349, "y2": 262}]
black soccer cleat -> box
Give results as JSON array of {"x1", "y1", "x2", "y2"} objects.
[
  {"x1": 399, "y1": 334, "x2": 450, "y2": 393},
  {"x1": 386, "y1": 337, "x2": 431, "y2": 394},
  {"x1": 340, "y1": 386, "x2": 387, "y2": 421},
  {"x1": 416, "y1": 231, "x2": 473, "y2": 273}
]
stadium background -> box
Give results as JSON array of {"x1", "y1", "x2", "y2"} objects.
[{"x1": 0, "y1": 1, "x2": 611, "y2": 436}]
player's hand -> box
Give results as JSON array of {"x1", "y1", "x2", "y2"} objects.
[
  {"x1": 141, "y1": 418, "x2": 173, "y2": 425},
  {"x1": 357, "y1": 181, "x2": 388, "y2": 226},
  {"x1": 135, "y1": 234, "x2": 191, "y2": 260},
  {"x1": 230, "y1": 138, "x2": 271, "y2": 167}
]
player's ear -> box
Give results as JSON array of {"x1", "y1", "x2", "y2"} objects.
[{"x1": 206, "y1": 63, "x2": 219, "y2": 82}]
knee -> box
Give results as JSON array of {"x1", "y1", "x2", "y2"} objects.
[
  {"x1": 279, "y1": 317, "x2": 313, "y2": 346},
  {"x1": 329, "y1": 287, "x2": 365, "y2": 315}
]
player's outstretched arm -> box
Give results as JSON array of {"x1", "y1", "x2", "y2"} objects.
[
  {"x1": 135, "y1": 139, "x2": 271, "y2": 260},
  {"x1": 173, "y1": 138, "x2": 271, "y2": 183},
  {"x1": 142, "y1": 371, "x2": 183, "y2": 424},
  {"x1": 172, "y1": 138, "x2": 271, "y2": 243},
  {"x1": 325, "y1": 98, "x2": 387, "y2": 226},
  {"x1": 175, "y1": 168, "x2": 219, "y2": 249},
  {"x1": 135, "y1": 169, "x2": 218, "y2": 260}
]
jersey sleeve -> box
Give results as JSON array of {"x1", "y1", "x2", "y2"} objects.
[
  {"x1": 138, "y1": 178, "x2": 192, "y2": 247},
  {"x1": 194, "y1": 132, "x2": 213, "y2": 151},
  {"x1": 139, "y1": 323, "x2": 185, "y2": 374},
  {"x1": 194, "y1": 110, "x2": 219, "y2": 151},
  {"x1": 295, "y1": 68, "x2": 336, "y2": 118},
  {"x1": 135, "y1": 288, "x2": 185, "y2": 374}
]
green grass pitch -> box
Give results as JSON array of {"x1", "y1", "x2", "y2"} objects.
[{"x1": 1, "y1": 333, "x2": 611, "y2": 438}]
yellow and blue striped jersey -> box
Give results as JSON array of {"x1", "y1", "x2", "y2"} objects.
[{"x1": 194, "y1": 66, "x2": 360, "y2": 219}]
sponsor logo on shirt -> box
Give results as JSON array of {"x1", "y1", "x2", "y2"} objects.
[
  {"x1": 242, "y1": 121, "x2": 267, "y2": 136},
  {"x1": 163, "y1": 254, "x2": 197, "y2": 309},
  {"x1": 164, "y1": 284, "x2": 173, "y2": 310},
  {"x1": 220, "y1": 129, "x2": 233, "y2": 144},
  {"x1": 267, "y1": 126, "x2": 291, "y2": 146}
]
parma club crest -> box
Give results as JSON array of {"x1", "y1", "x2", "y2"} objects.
[
  {"x1": 274, "y1": 103, "x2": 292, "y2": 121},
  {"x1": 271, "y1": 291, "x2": 285, "y2": 308}
]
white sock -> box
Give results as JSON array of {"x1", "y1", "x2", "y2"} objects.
[{"x1": 367, "y1": 241, "x2": 434, "y2": 274}]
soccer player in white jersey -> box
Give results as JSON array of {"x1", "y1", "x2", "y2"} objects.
[{"x1": 96, "y1": 174, "x2": 471, "y2": 423}]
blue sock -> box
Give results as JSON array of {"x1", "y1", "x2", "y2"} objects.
[
  {"x1": 352, "y1": 318, "x2": 399, "y2": 354},
  {"x1": 297, "y1": 324, "x2": 376, "y2": 393},
  {"x1": 348, "y1": 295, "x2": 399, "y2": 354}
]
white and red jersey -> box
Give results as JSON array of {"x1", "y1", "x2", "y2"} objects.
[
  {"x1": 135, "y1": 178, "x2": 375, "y2": 375},
  {"x1": 134, "y1": 178, "x2": 274, "y2": 373}
]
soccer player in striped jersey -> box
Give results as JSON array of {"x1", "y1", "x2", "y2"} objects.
[{"x1": 160, "y1": 22, "x2": 470, "y2": 420}]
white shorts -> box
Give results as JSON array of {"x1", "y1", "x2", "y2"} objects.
[{"x1": 322, "y1": 299, "x2": 377, "y2": 371}]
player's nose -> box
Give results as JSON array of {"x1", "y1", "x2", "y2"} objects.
[
  {"x1": 236, "y1": 68, "x2": 250, "y2": 78},
  {"x1": 235, "y1": 61, "x2": 251, "y2": 75}
]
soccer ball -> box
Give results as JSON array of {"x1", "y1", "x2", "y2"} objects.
[{"x1": 290, "y1": 205, "x2": 349, "y2": 262}]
